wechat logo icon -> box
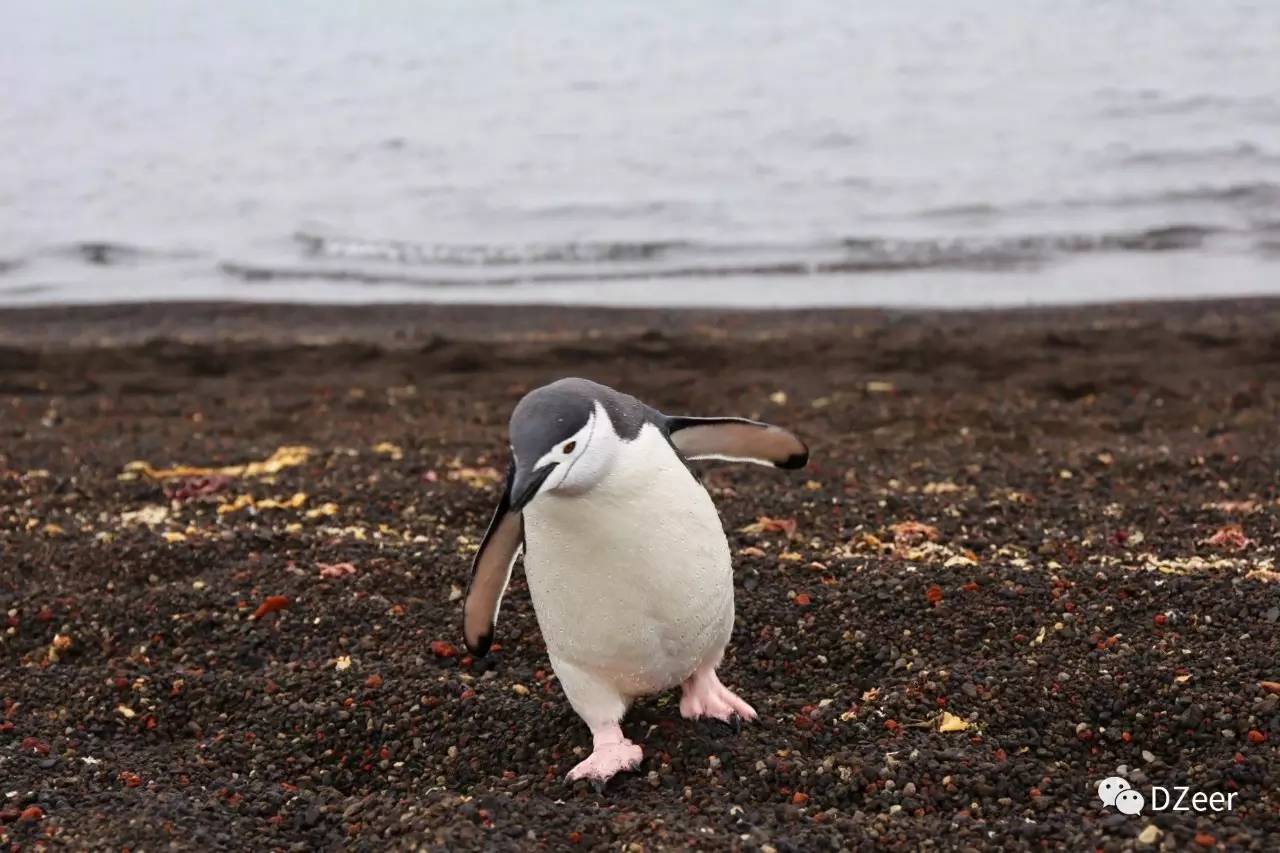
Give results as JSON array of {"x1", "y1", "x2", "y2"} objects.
[{"x1": 1098, "y1": 777, "x2": 1145, "y2": 816}]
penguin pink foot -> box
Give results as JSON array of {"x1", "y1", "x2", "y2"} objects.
[
  {"x1": 680, "y1": 667, "x2": 757, "y2": 725},
  {"x1": 566, "y1": 723, "x2": 643, "y2": 789}
]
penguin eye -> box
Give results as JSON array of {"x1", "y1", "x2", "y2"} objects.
[{"x1": 561, "y1": 441, "x2": 576, "y2": 454}]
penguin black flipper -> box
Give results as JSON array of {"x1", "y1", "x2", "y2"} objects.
[
  {"x1": 664, "y1": 416, "x2": 809, "y2": 470},
  {"x1": 463, "y1": 463, "x2": 524, "y2": 656}
]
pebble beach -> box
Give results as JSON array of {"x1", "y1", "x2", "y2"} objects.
[{"x1": 1, "y1": 299, "x2": 1278, "y2": 850}]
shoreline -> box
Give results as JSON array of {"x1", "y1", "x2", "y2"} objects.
[
  {"x1": 3, "y1": 294, "x2": 1280, "y2": 347},
  {"x1": 2, "y1": 297, "x2": 1277, "y2": 849}
]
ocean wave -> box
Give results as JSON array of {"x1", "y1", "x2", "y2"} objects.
[
  {"x1": 1112, "y1": 142, "x2": 1280, "y2": 167},
  {"x1": 914, "y1": 203, "x2": 1001, "y2": 219},
  {"x1": 917, "y1": 182, "x2": 1280, "y2": 220},
  {"x1": 0, "y1": 283, "x2": 51, "y2": 297},
  {"x1": 52, "y1": 242, "x2": 198, "y2": 266},
  {"x1": 64, "y1": 242, "x2": 147, "y2": 266},
  {"x1": 1094, "y1": 91, "x2": 1280, "y2": 119},
  {"x1": 220, "y1": 224, "x2": 1234, "y2": 288},
  {"x1": 296, "y1": 233, "x2": 689, "y2": 266}
]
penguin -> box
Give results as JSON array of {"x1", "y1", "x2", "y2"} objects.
[{"x1": 462, "y1": 377, "x2": 808, "y2": 785}]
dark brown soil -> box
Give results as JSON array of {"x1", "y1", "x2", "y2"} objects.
[{"x1": 1, "y1": 299, "x2": 1278, "y2": 851}]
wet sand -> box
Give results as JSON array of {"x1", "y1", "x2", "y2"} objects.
[{"x1": 1, "y1": 299, "x2": 1278, "y2": 850}]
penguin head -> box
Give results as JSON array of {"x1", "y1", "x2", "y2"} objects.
[{"x1": 508, "y1": 379, "x2": 627, "y2": 507}]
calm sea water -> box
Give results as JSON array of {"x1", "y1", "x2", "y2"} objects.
[{"x1": 2, "y1": 0, "x2": 1279, "y2": 308}]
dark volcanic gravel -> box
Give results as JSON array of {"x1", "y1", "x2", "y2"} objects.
[{"x1": 1, "y1": 300, "x2": 1278, "y2": 851}]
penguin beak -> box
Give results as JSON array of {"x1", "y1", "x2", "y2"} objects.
[{"x1": 511, "y1": 462, "x2": 558, "y2": 510}]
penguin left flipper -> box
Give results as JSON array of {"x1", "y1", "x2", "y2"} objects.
[{"x1": 664, "y1": 415, "x2": 809, "y2": 470}]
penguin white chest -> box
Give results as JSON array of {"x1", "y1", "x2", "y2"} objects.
[{"x1": 522, "y1": 424, "x2": 734, "y2": 696}]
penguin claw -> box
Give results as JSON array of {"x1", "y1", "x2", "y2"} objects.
[
  {"x1": 563, "y1": 775, "x2": 611, "y2": 796},
  {"x1": 706, "y1": 714, "x2": 740, "y2": 736}
]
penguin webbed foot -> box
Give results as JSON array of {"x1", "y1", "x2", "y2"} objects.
[
  {"x1": 680, "y1": 668, "x2": 757, "y2": 729},
  {"x1": 565, "y1": 739, "x2": 643, "y2": 790}
]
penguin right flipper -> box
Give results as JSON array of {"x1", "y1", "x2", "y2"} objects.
[
  {"x1": 462, "y1": 463, "x2": 524, "y2": 656},
  {"x1": 664, "y1": 415, "x2": 809, "y2": 470}
]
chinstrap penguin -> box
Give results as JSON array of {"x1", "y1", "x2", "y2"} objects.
[{"x1": 463, "y1": 378, "x2": 808, "y2": 785}]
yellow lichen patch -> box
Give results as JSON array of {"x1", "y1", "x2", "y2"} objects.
[
  {"x1": 1202, "y1": 500, "x2": 1261, "y2": 514},
  {"x1": 121, "y1": 505, "x2": 170, "y2": 527},
  {"x1": 122, "y1": 445, "x2": 313, "y2": 481},
  {"x1": 216, "y1": 492, "x2": 308, "y2": 515},
  {"x1": 373, "y1": 442, "x2": 404, "y2": 460},
  {"x1": 376, "y1": 523, "x2": 413, "y2": 541},
  {"x1": 319, "y1": 525, "x2": 369, "y2": 541},
  {"x1": 216, "y1": 495, "x2": 254, "y2": 514},
  {"x1": 739, "y1": 516, "x2": 798, "y2": 538},
  {"x1": 447, "y1": 464, "x2": 503, "y2": 488},
  {"x1": 851, "y1": 532, "x2": 884, "y2": 552},
  {"x1": 305, "y1": 502, "x2": 339, "y2": 519},
  {"x1": 1137, "y1": 553, "x2": 1273, "y2": 576}
]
